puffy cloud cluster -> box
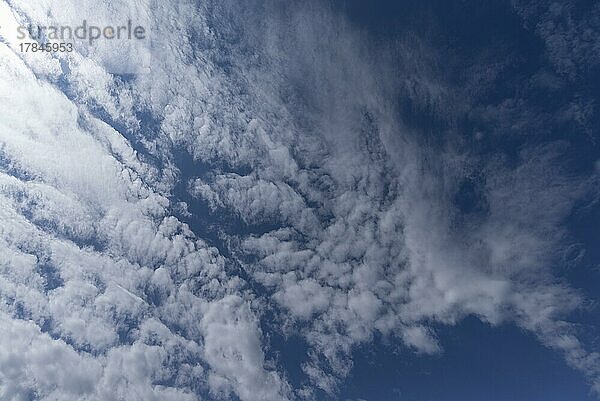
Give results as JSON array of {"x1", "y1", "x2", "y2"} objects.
[
  {"x1": 0, "y1": 0, "x2": 599, "y2": 400},
  {"x1": 0, "y1": 4, "x2": 289, "y2": 398}
]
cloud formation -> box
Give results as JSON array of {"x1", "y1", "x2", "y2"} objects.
[{"x1": 0, "y1": 0, "x2": 599, "y2": 400}]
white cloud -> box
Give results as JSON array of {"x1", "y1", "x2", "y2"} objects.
[
  {"x1": 201, "y1": 295, "x2": 291, "y2": 401},
  {"x1": 1, "y1": 0, "x2": 599, "y2": 399}
]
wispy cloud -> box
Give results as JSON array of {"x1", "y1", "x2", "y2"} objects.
[{"x1": 0, "y1": 0, "x2": 598, "y2": 400}]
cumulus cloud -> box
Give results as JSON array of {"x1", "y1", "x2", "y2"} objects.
[
  {"x1": 0, "y1": 0, "x2": 599, "y2": 400},
  {"x1": 0, "y1": 6, "x2": 287, "y2": 398},
  {"x1": 201, "y1": 295, "x2": 291, "y2": 401}
]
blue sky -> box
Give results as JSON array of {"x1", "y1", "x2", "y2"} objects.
[
  {"x1": 0, "y1": 1, "x2": 599, "y2": 401},
  {"x1": 330, "y1": 2, "x2": 600, "y2": 400}
]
